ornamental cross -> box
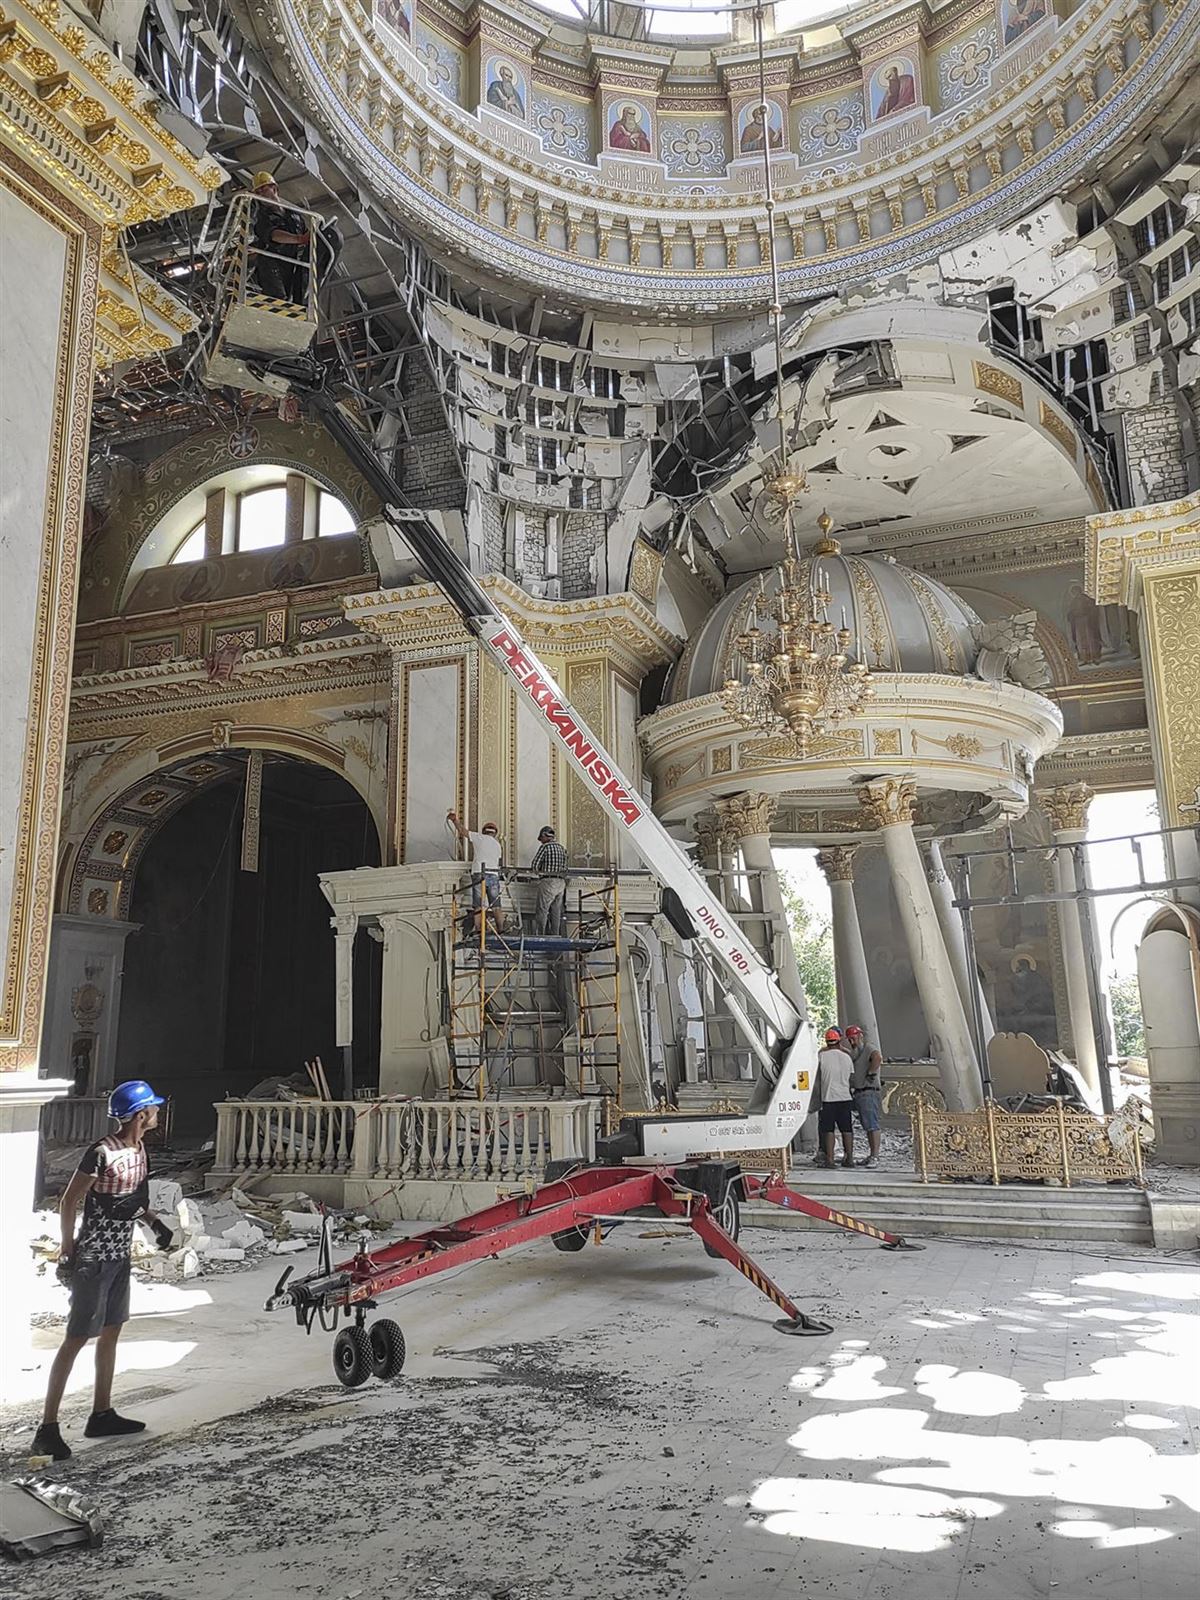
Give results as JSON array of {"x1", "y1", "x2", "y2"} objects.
[
  {"x1": 1179, "y1": 786, "x2": 1200, "y2": 821},
  {"x1": 809, "y1": 105, "x2": 854, "y2": 150},
  {"x1": 667, "y1": 126, "x2": 720, "y2": 170},
  {"x1": 948, "y1": 39, "x2": 994, "y2": 92}
]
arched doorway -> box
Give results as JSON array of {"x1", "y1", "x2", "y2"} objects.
[{"x1": 116, "y1": 754, "x2": 381, "y2": 1136}]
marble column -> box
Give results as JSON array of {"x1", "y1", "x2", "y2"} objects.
[
  {"x1": 857, "y1": 779, "x2": 982, "y2": 1112},
  {"x1": 715, "y1": 793, "x2": 807, "y2": 1014},
  {"x1": 1039, "y1": 784, "x2": 1102, "y2": 1099},
  {"x1": 1089, "y1": 494, "x2": 1200, "y2": 1157},
  {"x1": 1088, "y1": 494, "x2": 1200, "y2": 908},
  {"x1": 815, "y1": 845, "x2": 879, "y2": 1048},
  {"x1": 923, "y1": 839, "x2": 995, "y2": 1051}
]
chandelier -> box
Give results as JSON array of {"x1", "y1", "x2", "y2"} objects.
[
  {"x1": 722, "y1": 511, "x2": 873, "y2": 756},
  {"x1": 719, "y1": 6, "x2": 873, "y2": 758}
]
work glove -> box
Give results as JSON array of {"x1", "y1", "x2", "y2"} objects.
[
  {"x1": 55, "y1": 1257, "x2": 75, "y2": 1287},
  {"x1": 148, "y1": 1215, "x2": 175, "y2": 1252}
]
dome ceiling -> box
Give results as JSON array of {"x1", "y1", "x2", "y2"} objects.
[
  {"x1": 243, "y1": 0, "x2": 1200, "y2": 312},
  {"x1": 690, "y1": 337, "x2": 1102, "y2": 572},
  {"x1": 669, "y1": 552, "x2": 982, "y2": 704}
]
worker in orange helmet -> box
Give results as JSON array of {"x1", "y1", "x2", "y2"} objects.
[{"x1": 816, "y1": 1027, "x2": 855, "y2": 1169}]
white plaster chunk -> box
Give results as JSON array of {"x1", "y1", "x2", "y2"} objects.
[
  {"x1": 149, "y1": 1179, "x2": 183, "y2": 1214},
  {"x1": 938, "y1": 199, "x2": 1079, "y2": 290},
  {"x1": 205, "y1": 1247, "x2": 246, "y2": 1262},
  {"x1": 282, "y1": 1210, "x2": 324, "y2": 1233},
  {"x1": 220, "y1": 1219, "x2": 267, "y2": 1251}
]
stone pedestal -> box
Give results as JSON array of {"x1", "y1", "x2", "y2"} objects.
[
  {"x1": 859, "y1": 780, "x2": 982, "y2": 1112},
  {"x1": 816, "y1": 845, "x2": 880, "y2": 1048}
]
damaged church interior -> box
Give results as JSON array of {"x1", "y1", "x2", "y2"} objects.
[{"x1": 1, "y1": 0, "x2": 1199, "y2": 1591}]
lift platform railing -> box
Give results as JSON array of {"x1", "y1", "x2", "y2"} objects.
[{"x1": 210, "y1": 188, "x2": 324, "y2": 321}]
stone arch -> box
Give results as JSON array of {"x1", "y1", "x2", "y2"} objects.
[{"x1": 63, "y1": 737, "x2": 382, "y2": 921}]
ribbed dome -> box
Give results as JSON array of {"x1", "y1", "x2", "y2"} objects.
[{"x1": 669, "y1": 551, "x2": 981, "y2": 704}]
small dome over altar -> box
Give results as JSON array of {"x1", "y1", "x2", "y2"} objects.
[{"x1": 669, "y1": 550, "x2": 982, "y2": 706}]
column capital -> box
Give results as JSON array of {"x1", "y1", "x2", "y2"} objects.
[
  {"x1": 693, "y1": 809, "x2": 722, "y2": 866},
  {"x1": 923, "y1": 836, "x2": 951, "y2": 886},
  {"x1": 857, "y1": 777, "x2": 917, "y2": 830},
  {"x1": 815, "y1": 845, "x2": 858, "y2": 883},
  {"x1": 714, "y1": 791, "x2": 777, "y2": 844},
  {"x1": 1038, "y1": 782, "x2": 1094, "y2": 835},
  {"x1": 330, "y1": 912, "x2": 359, "y2": 938}
]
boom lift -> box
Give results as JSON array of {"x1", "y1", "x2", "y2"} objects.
[{"x1": 202, "y1": 197, "x2": 920, "y2": 1380}]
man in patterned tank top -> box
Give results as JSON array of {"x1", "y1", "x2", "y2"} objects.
[{"x1": 31, "y1": 1080, "x2": 173, "y2": 1463}]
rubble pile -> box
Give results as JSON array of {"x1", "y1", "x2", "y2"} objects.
[{"x1": 30, "y1": 1184, "x2": 390, "y2": 1285}]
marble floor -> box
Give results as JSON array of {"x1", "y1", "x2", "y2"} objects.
[{"x1": 1, "y1": 1226, "x2": 1196, "y2": 1599}]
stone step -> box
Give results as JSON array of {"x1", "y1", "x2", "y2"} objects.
[{"x1": 743, "y1": 1180, "x2": 1153, "y2": 1244}]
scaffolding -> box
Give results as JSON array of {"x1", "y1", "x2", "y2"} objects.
[{"x1": 448, "y1": 873, "x2": 623, "y2": 1106}]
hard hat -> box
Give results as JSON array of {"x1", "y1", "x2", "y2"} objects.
[
  {"x1": 846, "y1": 1024, "x2": 864, "y2": 1038},
  {"x1": 824, "y1": 1027, "x2": 843, "y2": 1044},
  {"x1": 108, "y1": 1080, "x2": 165, "y2": 1120},
  {"x1": 482, "y1": 821, "x2": 498, "y2": 833},
  {"x1": 252, "y1": 171, "x2": 277, "y2": 190}
]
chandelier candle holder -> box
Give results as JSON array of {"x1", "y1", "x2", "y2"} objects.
[{"x1": 722, "y1": 513, "x2": 873, "y2": 757}]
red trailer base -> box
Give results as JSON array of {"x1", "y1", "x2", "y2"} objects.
[{"x1": 266, "y1": 1163, "x2": 921, "y2": 1387}]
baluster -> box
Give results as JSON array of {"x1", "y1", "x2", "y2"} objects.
[
  {"x1": 270, "y1": 1108, "x2": 285, "y2": 1171},
  {"x1": 316, "y1": 1107, "x2": 336, "y2": 1171},
  {"x1": 437, "y1": 1105, "x2": 451, "y2": 1175},
  {"x1": 234, "y1": 1106, "x2": 248, "y2": 1169},
  {"x1": 387, "y1": 1106, "x2": 402, "y2": 1178},
  {"x1": 501, "y1": 1108, "x2": 513, "y2": 1179},
  {"x1": 449, "y1": 1105, "x2": 464, "y2": 1175},
  {"x1": 534, "y1": 1113, "x2": 550, "y2": 1177},
  {"x1": 337, "y1": 1106, "x2": 353, "y2": 1171},
  {"x1": 518, "y1": 1107, "x2": 532, "y2": 1178},
  {"x1": 250, "y1": 1107, "x2": 265, "y2": 1169},
  {"x1": 418, "y1": 1105, "x2": 433, "y2": 1177}
]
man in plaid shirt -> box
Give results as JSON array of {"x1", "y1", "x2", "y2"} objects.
[
  {"x1": 32, "y1": 1079, "x2": 173, "y2": 1462},
  {"x1": 531, "y1": 825, "x2": 569, "y2": 936}
]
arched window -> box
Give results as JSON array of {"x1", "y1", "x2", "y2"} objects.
[
  {"x1": 235, "y1": 485, "x2": 289, "y2": 552},
  {"x1": 318, "y1": 491, "x2": 356, "y2": 537},
  {"x1": 171, "y1": 522, "x2": 207, "y2": 564}
]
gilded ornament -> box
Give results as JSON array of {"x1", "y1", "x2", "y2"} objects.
[
  {"x1": 1039, "y1": 781, "x2": 1093, "y2": 834},
  {"x1": 857, "y1": 776, "x2": 918, "y2": 829}
]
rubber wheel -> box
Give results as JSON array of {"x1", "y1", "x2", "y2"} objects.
[
  {"x1": 332, "y1": 1324, "x2": 372, "y2": 1388},
  {"x1": 551, "y1": 1225, "x2": 589, "y2": 1252},
  {"x1": 703, "y1": 1185, "x2": 741, "y2": 1258},
  {"x1": 368, "y1": 1318, "x2": 406, "y2": 1380}
]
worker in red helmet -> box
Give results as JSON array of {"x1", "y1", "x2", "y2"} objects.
[
  {"x1": 845, "y1": 1023, "x2": 884, "y2": 1168},
  {"x1": 816, "y1": 1028, "x2": 855, "y2": 1169},
  {"x1": 32, "y1": 1080, "x2": 174, "y2": 1462}
]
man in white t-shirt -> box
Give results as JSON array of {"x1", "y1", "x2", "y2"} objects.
[
  {"x1": 447, "y1": 811, "x2": 505, "y2": 934},
  {"x1": 816, "y1": 1026, "x2": 855, "y2": 1169}
]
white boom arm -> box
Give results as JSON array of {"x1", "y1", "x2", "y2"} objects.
[{"x1": 300, "y1": 385, "x2": 817, "y2": 1152}]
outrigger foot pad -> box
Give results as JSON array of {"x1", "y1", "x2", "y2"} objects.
[
  {"x1": 881, "y1": 1238, "x2": 924, "y2": 1251},
  {"x1": 774, "y1": 1315, "x2": 834, "y2": 1337}
]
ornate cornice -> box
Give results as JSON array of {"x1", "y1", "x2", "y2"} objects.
[
  {"x1": 345, "y1": 576, "x2": 681, "y2": 674},
  {"x1": 1086, "y1": 490, "x2": 1200, "y2": 607},
  {"x1": 250, "y1": 0, "x2": 1199, "y2": 311},
  {"x1": 0, "y1": 0, "x2": 222, "y2": 228}
]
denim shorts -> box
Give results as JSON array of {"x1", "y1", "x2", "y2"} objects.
[
  {"x1": 472, "y1": 870, "x2": 501, "y2": 908},
  {"x1": 854, "y1": 1088, "x2": 882, "y2": 1132},
  {"x1": 66, "y1": 1258, "x2": 131, "y2": 1339}
]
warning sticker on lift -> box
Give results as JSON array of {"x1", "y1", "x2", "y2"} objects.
[{"x1": 795, "y1": 1072, "x2": 809, "y2": 1090}]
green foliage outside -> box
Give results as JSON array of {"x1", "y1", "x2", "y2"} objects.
[
  {"x1": 1107, "y1": 970, "x2": 1145, "y2": 1057},
  {"x1": 780, "y1": 871, "x2": 837, "y2": 1034}
]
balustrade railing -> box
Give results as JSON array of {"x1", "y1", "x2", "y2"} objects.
[
  {"x1": 213, "y1": 1097, "x2": 597, "y2": 1184},
  {"x1": 213, "y1": 1100, "x2": 358, "y2": 1177}
]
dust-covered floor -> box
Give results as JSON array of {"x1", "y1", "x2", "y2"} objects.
[{"x1": 2, "y1": 1229, "x2": 1197, "y2": 1600}]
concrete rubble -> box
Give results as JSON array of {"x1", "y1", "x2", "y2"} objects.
[{"x1": 30, "y1": 1184, "x2": 388, "y2": 1291}]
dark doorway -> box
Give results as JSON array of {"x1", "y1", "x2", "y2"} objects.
[{"x1": 118, "y1": 756, "x2": 381, "y2": 1137}]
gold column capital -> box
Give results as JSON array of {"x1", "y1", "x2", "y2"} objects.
[
  {"x1": 1086, "y1": 490, "x2": 1200, "y2": 607},
  {"x1": 1038, "y1": 782, "x2": 1094, "y2": 835},
  {"x1": 714, "y1": 791, "x2": 777, "y2": 844},
  {"x1": 693, "y1": 809, "x2": 722, "y2": 866},
  {"x1": 815, "y1": 845, "x2": 858, "y2": 883},
  {"x1": 857, "y1": 777, "x2": 917, "y2": 830}
]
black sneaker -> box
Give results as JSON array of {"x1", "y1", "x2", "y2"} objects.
[
  {"x1": 84, "y1": 1409, "x2": 146, "y2": 1438},
  {"x1": 31, "y1": 1422, "x2": 71, "y2": 1461}
]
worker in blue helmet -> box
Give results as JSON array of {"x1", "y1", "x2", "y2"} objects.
[{"x1": 32, "y1": 1079, "x2": 172, "y2": 1463}]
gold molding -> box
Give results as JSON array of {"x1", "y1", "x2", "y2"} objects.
[{"x1": 0, "y1": 146, "x2": 97, "y2": 1065}]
